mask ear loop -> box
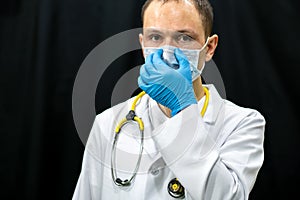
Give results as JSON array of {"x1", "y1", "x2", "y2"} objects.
[
  {"x1": 199, "y1": 36, "x2": 210, "y2": 52},
  {"x1": 198, "y1": 37, "x2": 210, "y2": 75}
]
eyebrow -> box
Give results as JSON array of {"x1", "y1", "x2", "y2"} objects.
[
  {"x1": 177, "y1": 29, "x2": 198, "y2": 36},
  {"x1": 143, "y1": 28, "x2": 198, "y2": 37},
  {"x1": 143, "y1": 28, "x2": 164, "y2": 34}
]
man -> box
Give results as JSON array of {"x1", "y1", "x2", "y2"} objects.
[{"x1": 73, "y1": 0, "x2": 265, "y2": 199}]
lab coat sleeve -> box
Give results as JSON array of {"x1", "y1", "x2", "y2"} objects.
[
  {"x1": 152, "y1": 104, "x2": 265, "y2": 200},
  {"x1": 72, "y1": 117, "x2": 105, "y2": 200}
]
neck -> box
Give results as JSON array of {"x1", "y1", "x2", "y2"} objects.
[{"x1": 158, "y1": 76, "x2": 204, "y2": 118}]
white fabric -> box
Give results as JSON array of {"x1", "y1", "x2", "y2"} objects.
[{"x1": 72, "y1": 84, "x2": 265, "y2": 200}]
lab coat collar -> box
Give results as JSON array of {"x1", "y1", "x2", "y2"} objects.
[{"x1": 148, "y1": 84, "x2": 224, "y2": 125}]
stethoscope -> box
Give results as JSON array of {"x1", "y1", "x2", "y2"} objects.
[
  {"x1": 111, "y1": 87, "x2": 210, "y2": 198},
  {"x1": 111, "y1": 91, "x2": 146, "y2": 186}
]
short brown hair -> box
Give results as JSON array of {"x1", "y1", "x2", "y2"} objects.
[{"x1": 141, "y1": 0, "x2": 214, "y2": 38}]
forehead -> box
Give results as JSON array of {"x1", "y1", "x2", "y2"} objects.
[{"x1": 143, "y1": 0, "x2": 204, "y2": 34}]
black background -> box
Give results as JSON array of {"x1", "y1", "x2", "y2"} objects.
[{"x1": 0, "y1": 0, "x2": 299, "y2": 199}]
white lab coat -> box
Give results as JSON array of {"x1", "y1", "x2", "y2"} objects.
[{"x1": 72, "y1": 84, "x2": 265, "y2": 200}]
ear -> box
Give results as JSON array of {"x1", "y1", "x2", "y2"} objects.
[
  {"x1": 205, "y1": 34, "x2": 218, "y2": 62},
  {"x1": 139, "y1": 33, "x2": 145, "y2": 58}
]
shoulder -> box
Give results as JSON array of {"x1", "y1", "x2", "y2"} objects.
[
  {"x1": 85, "y1": 96, "x2": 139, "y2": 155},
  {"x1": 205, "y1": 84, "x2": 265, "y2": 141},
  {"x1": 220, "y1": 99, "x2": 266, "y2": 141},
  {"x1": 224, "y1": 100, "x2": 265, "y2": 124},
  {"x1": 205, "y1": 84, "x2": 265, "y2": 127}
]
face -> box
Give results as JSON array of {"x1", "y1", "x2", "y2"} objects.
[{"x1": 140, "y1": 0, "x2": 218, "y2": 66}]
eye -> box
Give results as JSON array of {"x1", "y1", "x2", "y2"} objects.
[
  {"x1": 149, "y1": 34, "x2": 162, "y2": 42},
  {"x1": 177, "y1": 34, "x2": 194, "y2": 42},
  {"x1": 177, "y1": 34, "x2": 193, "y2": 42}
]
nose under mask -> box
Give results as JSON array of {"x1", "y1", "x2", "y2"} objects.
[{"x1": 143, "y1": 45, "x2": 206, "y2": 81}]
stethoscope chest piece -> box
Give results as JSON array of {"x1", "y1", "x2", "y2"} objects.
[{"x1": 168, "y1": 178, "x2": 185, "y2": 198}]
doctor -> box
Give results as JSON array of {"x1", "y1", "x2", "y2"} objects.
[{"x1": 72, "y1": 0, "x2": 265, "y2": 199}]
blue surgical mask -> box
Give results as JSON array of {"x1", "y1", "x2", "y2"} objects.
[{"x1": 143, "y1": 38, "x2": 209, "y2": 81}]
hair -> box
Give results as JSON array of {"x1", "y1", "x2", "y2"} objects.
[{"x1": 141, "y1": 0, "x2": 214, "y2": 38}]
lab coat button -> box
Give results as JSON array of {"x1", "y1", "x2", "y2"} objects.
[{"x1": 151, "y1": 169, "x2": 159, "y2": 175}]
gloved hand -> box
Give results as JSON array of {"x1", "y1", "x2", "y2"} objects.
[{"x1": 138, "y1": 48, "x2": 197, "y2": 116}]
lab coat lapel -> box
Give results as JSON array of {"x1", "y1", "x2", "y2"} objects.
[{"x1": 202, "y1": 84, "x2": 225, "y2": 124}]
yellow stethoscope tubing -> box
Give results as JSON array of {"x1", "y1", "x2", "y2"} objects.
[
  {"x1": 115, "y1": 91, "x2": 146, "y2": 133},
  {"x1": 131, "y1": 91, "x2": 146, "y2": 111},
  {"x1": 201, "y1": 87, "x2": 209, "y2": 117}
]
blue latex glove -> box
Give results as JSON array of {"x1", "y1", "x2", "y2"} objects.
[{"x1": 138, "y1": 48, "x2": 197, "y2": 116}]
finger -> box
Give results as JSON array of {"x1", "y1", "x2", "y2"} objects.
[
  {"x1": 145, "y1": 51, "x2": 154, "y2": 64},
  {"x1": 140, "y1": 62, "x2": 153, "y2": 76},
  {"x1": 174, "y1": 48, "x2": 190, "y2": 70},
  {"x1": 138, "y1": 76, "x2": 146, "y2": 88},
  {"x1": 138, "y1": 76, "x2": 151, "y2": 92},
  {"x1": 139, "y1": 64, "x2": 154, "y2": 83},
  {"x1": 141, "y1": 51, "x2": 163, "y2": 83},
  {"x1": 152, "y1": 49, "x2": 169, "y2": 70}
]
